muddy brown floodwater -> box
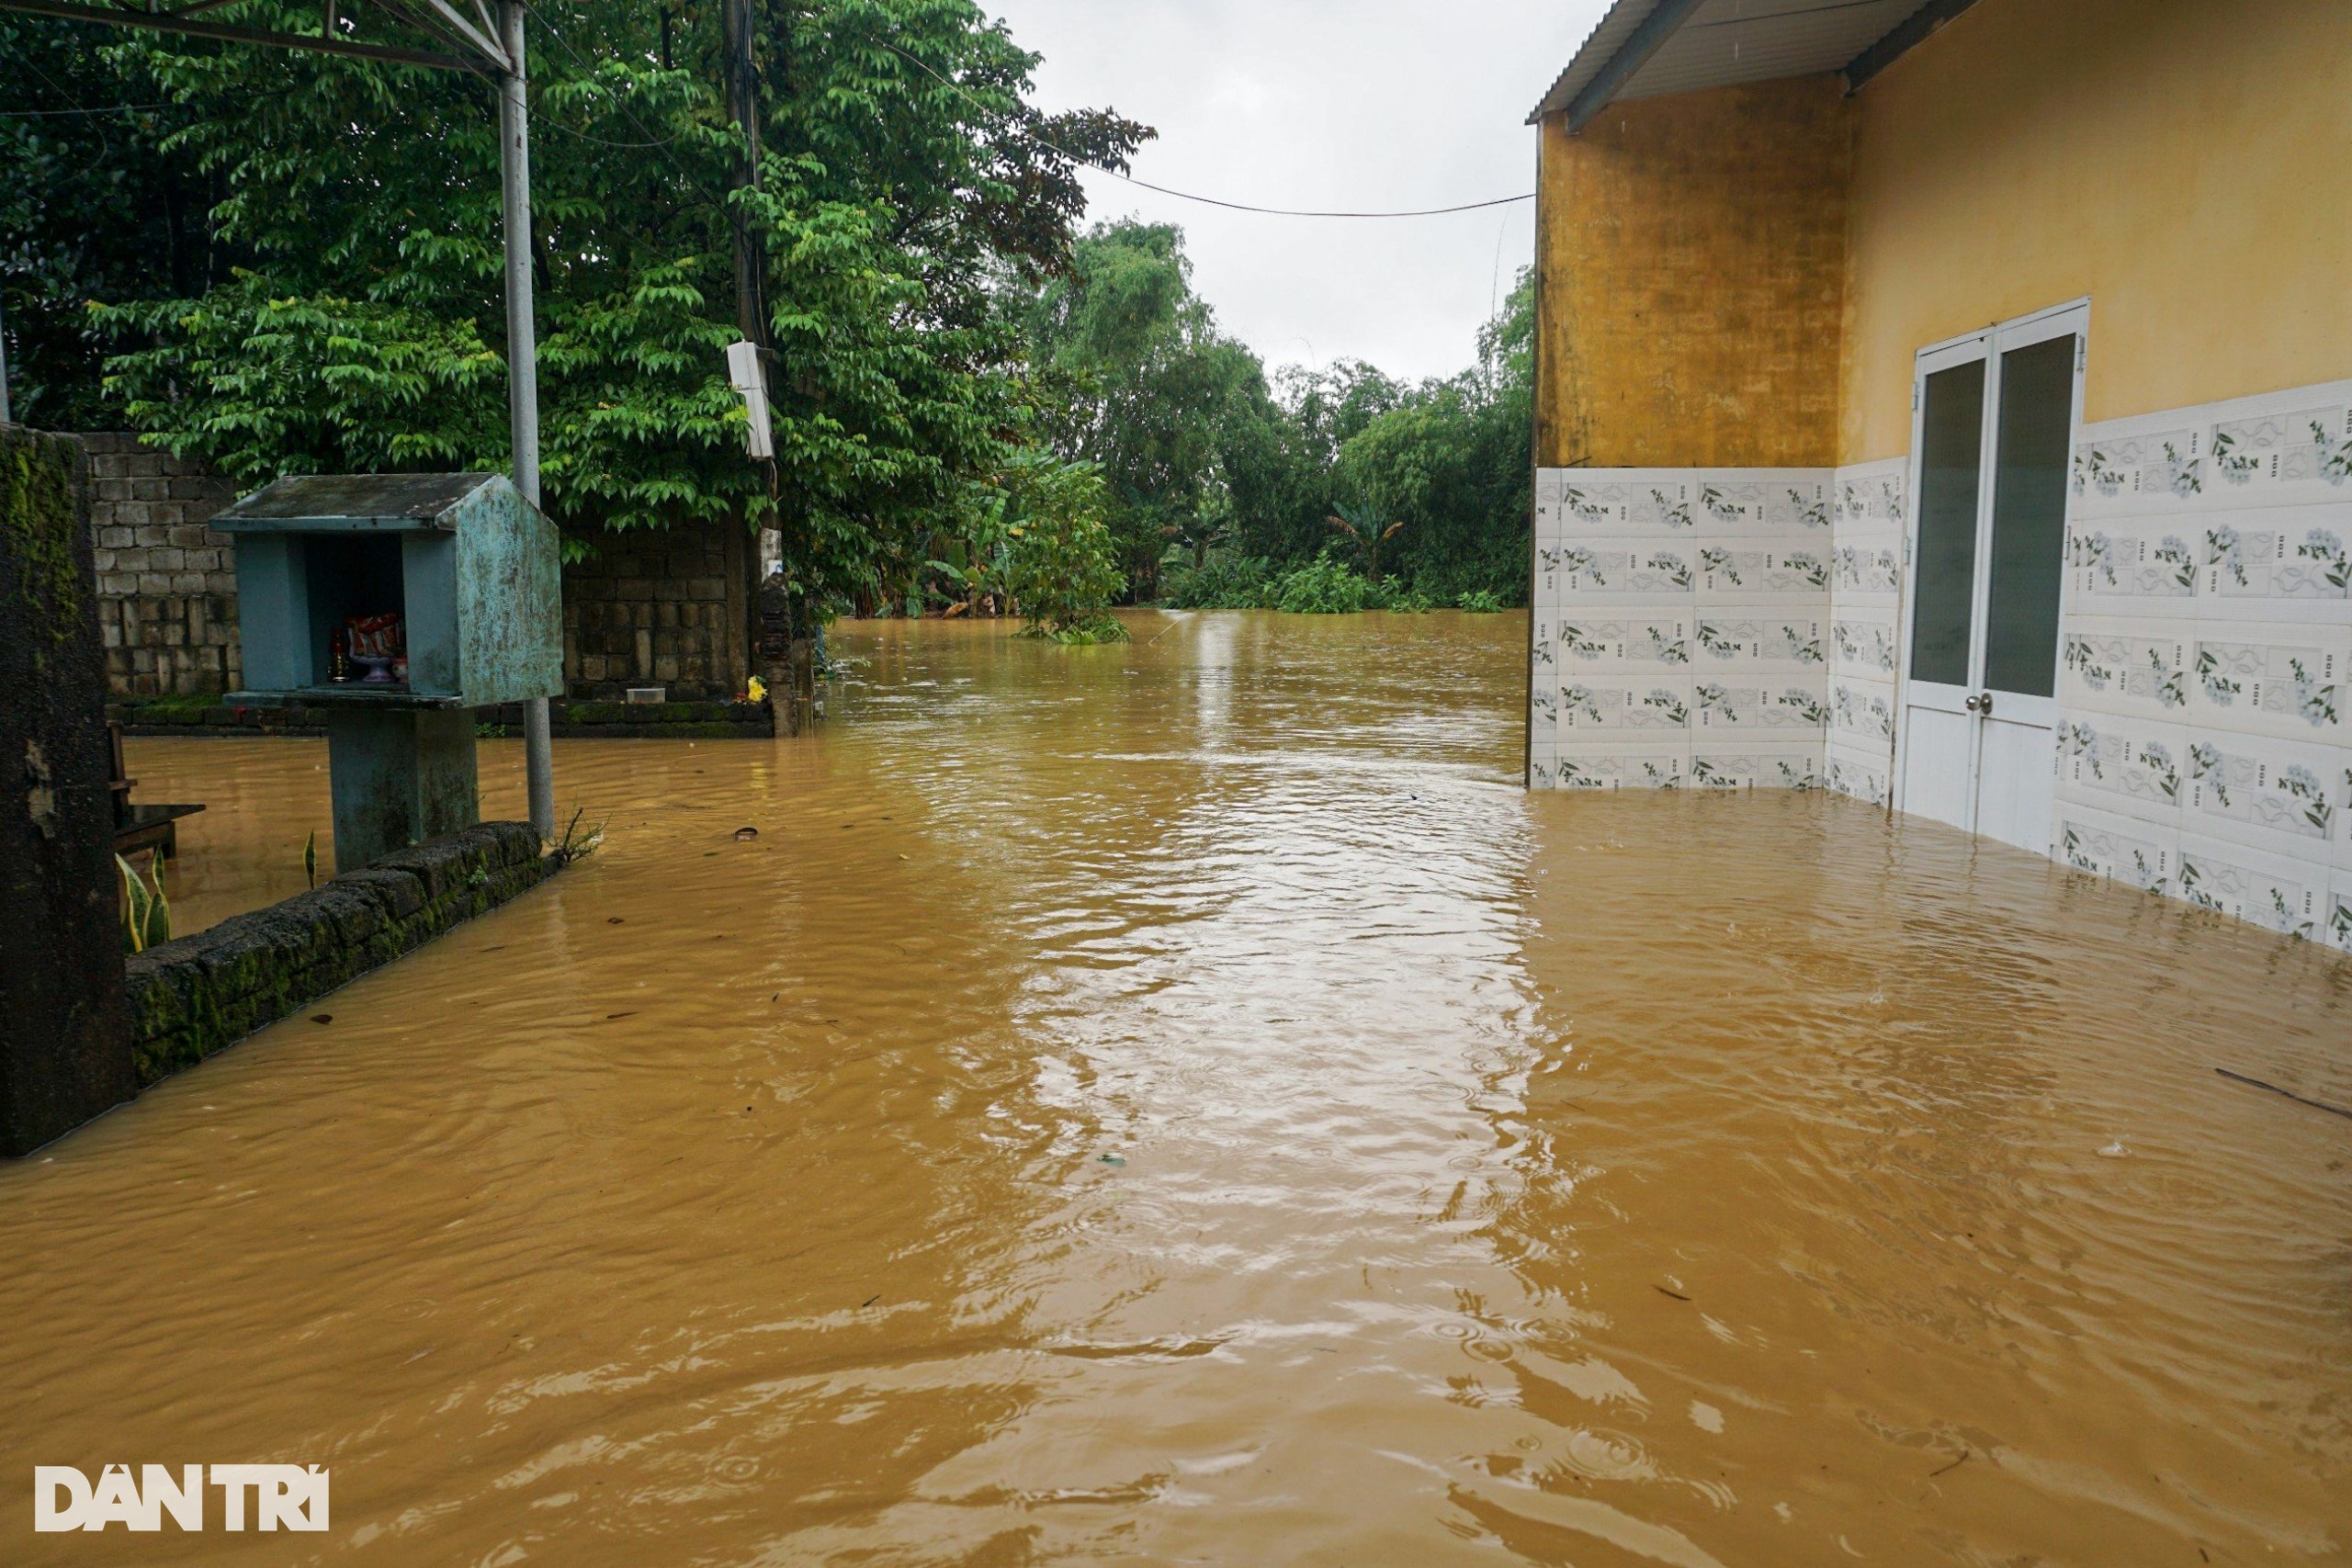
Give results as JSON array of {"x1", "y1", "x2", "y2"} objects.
[{"x1": 6, "y1": 610, "x2": 2351, "y2": 1566}]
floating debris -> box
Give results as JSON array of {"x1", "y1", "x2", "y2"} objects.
[
  {"x1": 2215, "y1": 1066, "x2": 2352, "y2": 1122},
  {"x1": 309, "y1": 1014, "x2": 332, "y2": 1026},
  {"x1": 733, "y1": 826, "x2": 760, "y2": 841}
]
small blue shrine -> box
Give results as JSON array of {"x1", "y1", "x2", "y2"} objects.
[{"x1": 217, "y1": 473, "x2": 561, "y2": 868}]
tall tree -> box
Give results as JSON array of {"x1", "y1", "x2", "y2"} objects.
[
  {"x1": 0, "y1": 17, "x2": 229, "y2": 429},
  {"x1": 1021, "y1": 219, "x2": 1277, "y2": 597},
  {"x1": 7, "y1": 0, "x2": 1146, "y2": 616},
  {"x1": 1333, "y1": 267, "x2": 1532, "y2": 603}
]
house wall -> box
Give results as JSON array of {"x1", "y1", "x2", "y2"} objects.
[
  {"x1": 2050, "y1": 377, "x2": 2352, "y2": 952},
  {"x1": 1531, "y1": 468, "x2": 1834, "y2": 790},
  {"x1": 1527, "y1": 0, "x2": 2352, "y2": 954},
  {"x1": 1533, "y1": 76, "x2": 1854, "y2": 470},
  {"x1": 1839, "y1": 0, "x2": 2352, "y2": 464}
]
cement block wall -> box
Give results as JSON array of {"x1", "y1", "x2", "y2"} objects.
[
  {"x1": 562, "y1": 516, "x2": 752, "y2": 702},
  {"x1": 77, "y1": 433, "x2": 242, "y2": 698}
]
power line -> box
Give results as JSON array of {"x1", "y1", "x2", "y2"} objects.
[
  {"x1": 1113, "y1": 178, "x2": 1531, "y2": 220},
  {"x1": 522, "y1": 3, "x2": 721, "y2": 199},
  {"x1": 0, "y1": 101, "x2": 175, "y2": 117},
  {"x1": 878, "y1": 39, "x2": 1535, "y2": 220},
  {"x1": 532, "y1": 115, "x2": 684, "y2": 150}
]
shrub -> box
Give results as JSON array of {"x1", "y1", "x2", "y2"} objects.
[
  {"x1": 1456, "y1": 589, "x2": 1505, "y2": 613},
  {"x1": 1266, "y1": 554, "x2": 1372, "y2": 614},
  {"x1": 1160, "y1": 551, "x2": 1272, "y2": 609},
  {"x1": 996, "y1": 451, "x2": 1131, "y2": 642}
]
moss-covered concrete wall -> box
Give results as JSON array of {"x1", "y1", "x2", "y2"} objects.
[
  {"x1": 1, "y1": 424, "x2": 139, "y2": 1156},
  {"x1": 108, "y1": 695, "x2": 774, "y2": 740},
  {"x1": 123, "y1": 820, "x2": 558, "y2": 1086}
]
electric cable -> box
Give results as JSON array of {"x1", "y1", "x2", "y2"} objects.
[
  {"x1": 0, "y1": 101, "x2": 175, "y2": 116},
  {"x1": 877, "y1": 38, "x2": 1534, "y2": 220},
  {"x1": 523, "y1": 1, "x2": 717, "y2": 199}
]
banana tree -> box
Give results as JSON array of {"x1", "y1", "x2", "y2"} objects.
[
  {"x1": 1327, "y1": 501, "x2": 1407, "y2": 583},
  {"x1": 1163, "y1": 487, "x2": 1234, "y2": 571}
]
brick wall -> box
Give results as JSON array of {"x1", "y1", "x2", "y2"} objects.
[
  {"x1": 78, "y1": 433, "x2": 242, "y2": 698},
  {"x1": 562, "y1": 517, "x2": 752, "y2": 702}
]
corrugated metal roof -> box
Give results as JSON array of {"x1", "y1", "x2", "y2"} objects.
[{"x1": 1528, "y1": 0, "x2": 1937, "y2": 126}]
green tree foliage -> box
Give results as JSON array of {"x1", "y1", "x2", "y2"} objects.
[
  {"x1": 989, "y1": 447, "x2": 1126, "y2": 642},
  {"x1": 1334, "y1": 267, "x2": 1532, "y2": 605},
  {"x1": 1324, "y1": 498, "x2": 1404, "y2": 582},
  {"x1": 0, "y1": 17, "x2": 230, "y2": 429},
  {"x1": 1035, "y1": 227, "x2": 1533, "y2": 612},
  {"x1": 6, "y1": 1, "x2": 1146, "y2": 617},
  {"x1": 1020, "y1": 219, "x2": 1274, "y2": 600}
]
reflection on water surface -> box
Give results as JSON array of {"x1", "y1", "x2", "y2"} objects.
[{"x1": 6, "y1": 611, "x2": 2349, "y2": 1565}]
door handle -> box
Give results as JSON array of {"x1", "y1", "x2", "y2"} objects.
[{"x1": 1964, "y1": 692, "x2": 1996, "y2": 716}]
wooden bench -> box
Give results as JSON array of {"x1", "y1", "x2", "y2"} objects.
[{"x1": 109, "y1": 721, "x2": 205, "y2": 860}]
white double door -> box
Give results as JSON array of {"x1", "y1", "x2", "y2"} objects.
[{"x1": 1896, "y1": 302, "x2": 2086, "y2": 852}]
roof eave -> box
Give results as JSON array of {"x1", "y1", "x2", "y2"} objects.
[{"x1": 1526, "y1": 0, "x2": 1984, "y2": 130}]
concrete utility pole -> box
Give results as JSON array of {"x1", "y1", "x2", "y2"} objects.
[
  {"x1": 721, "y1": 0, "x2": 807, "y2": 732},
  {"x1": 498, "y1": 0, "x2": 555, "y2": 840},
  {"x1": 720, "y1": 0, "x2": 765, "y2": 347}
]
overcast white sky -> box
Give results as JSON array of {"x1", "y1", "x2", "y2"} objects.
[{"x1": 989, "y1": 1, "x2": 1612, "y2": 386}]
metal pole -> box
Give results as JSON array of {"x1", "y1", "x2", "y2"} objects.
[
  {"x1": 0, "y1": 288, "x2": 14, "y2": 424},
  {"x1": 498, "y1": 0, "x2": 555, "y2": 840}
]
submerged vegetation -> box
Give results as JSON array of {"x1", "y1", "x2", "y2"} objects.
[
  {"x1": 118, "y1": 853, "x2": 171, "y2": 953},
  {"x1": 4, "y1": 6, "x2": 1529, "y2": 629},
  {"x1": 990, "y1": 452, "x2": 1129, "y2": 643}
]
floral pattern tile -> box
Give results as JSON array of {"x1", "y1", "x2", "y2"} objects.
[
  {"x1": 2059, "y1": 624, "x2": 2191, "y2": 720},
  {"x1": 1690, "y1": 746, "x2": 1823, "y2": 791},
  {"x1": 1825, "y1": 743, "x2": 1892, "y2": 807},
  {"x1": 2176, "y1": 835, "x2": 2326, "y2": 941},
  {"x1": 2184, "y1": 623, "x2": 2346, "y2": 742},
  {"x1": 2053, "y1": 805, "x2": 2178, "y2": 897},
  {"x1": 2055, "y1": 716, "x2": 2188, "y2": 828},
  {"x1": 2183, "y1": 730, "x2": 2339, "y2": 851}
]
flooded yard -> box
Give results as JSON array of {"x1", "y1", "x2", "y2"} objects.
[{"x1": 6, "y1": 610, "x2": 2350, "y2": 1565}]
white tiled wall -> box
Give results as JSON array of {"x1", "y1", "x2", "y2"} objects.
[
  {"x1": 1529, "y1": 376, "x2": 2352, "y2": 954},
  {"x1": 1531, "y1": 468, "x2": 1834, "y2": 791},
  {"x1": 1826, "y1": 457, "x2": 1907, "y2": 808},
  {"x1": 2059, "y1": 378, "x2": 2352, "y2": 951}
]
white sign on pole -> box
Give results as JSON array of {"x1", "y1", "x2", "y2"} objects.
[{"x1": 726, "y1": 340, "x2": 774, "y2": 460}]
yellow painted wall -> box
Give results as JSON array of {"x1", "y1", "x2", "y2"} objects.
[
  {"x1": 1841, "y1": 0, "x2": 2352, "y2": 461},
  {"x1": 1534, "y1": 77, "x2": 1854, "y2": 468}
]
